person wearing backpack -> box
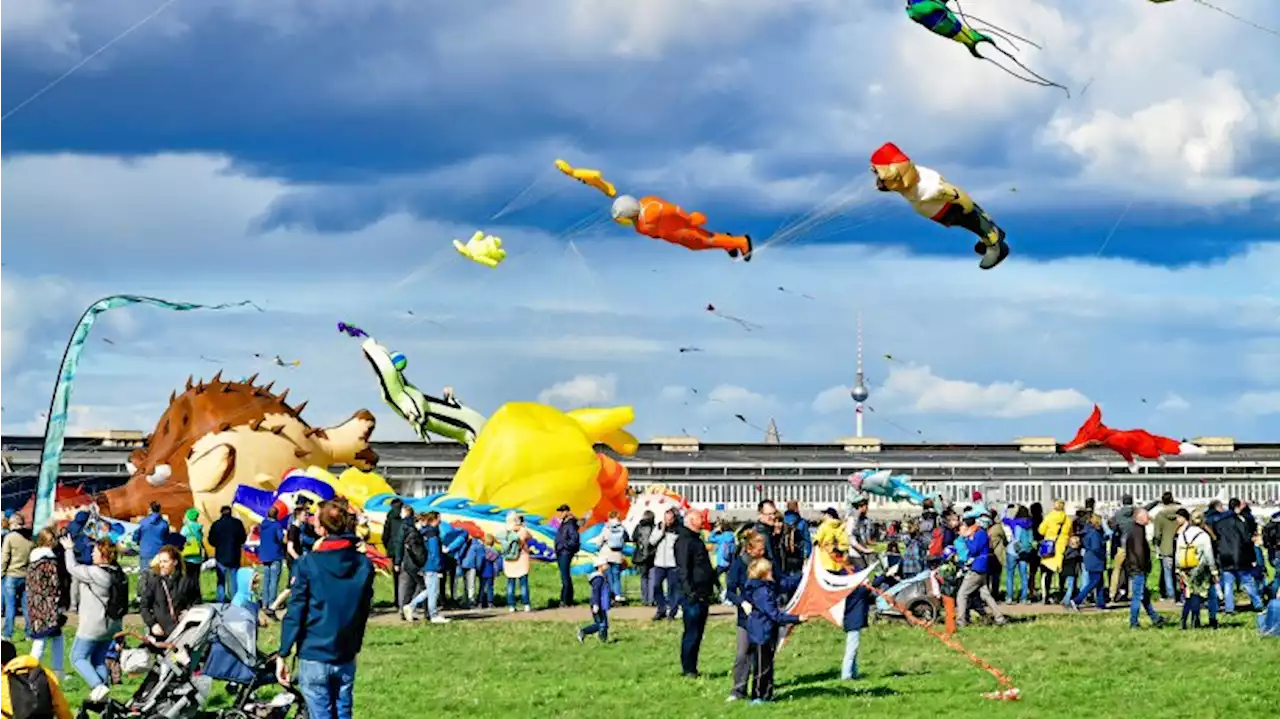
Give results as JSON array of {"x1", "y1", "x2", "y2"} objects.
[
  {"x1": 708, "y1": 520, "x2": 737, "y2": 603},
  {"x1": 25, "y1": 529, "x2": 67, "y2": 683},
  {"x1": 58, "y1": 535, "x2": 125, "y2": 702},
  {"x1": 778, "y1": 502, "x2": 811, "y2": 582},
  {"x1": 1175, "y1": 508, "x2": 1220, "y2": 629},
  {"x1": 599, "y1": 512, "x2": 629, "y2": 602},
  {"x1": 1002, "y1": 506, "x2": 1034, "y2": 603},
  {"x1": 500, "y1": 513, "x2": 533, "y2": 613},
  {"x1": 631, "y1": 512, "x2": 657, "y2": 605},
  {"x1": 2, "y1": 639, "x2": 73, "y2": 719}
]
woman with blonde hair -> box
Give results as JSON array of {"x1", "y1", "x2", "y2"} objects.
[
  {"x1": 500, "y1": 513, "x2": 532, "y2": 613},
  {"x1": 25, "y1": 528, "x2": 68, "y2": 681}
]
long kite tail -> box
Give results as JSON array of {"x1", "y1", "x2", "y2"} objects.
[
  {"x1": 951, "y1": 0, "x2": 1071, "y2": 98},
  {"x1": 32, "y1": 296, "x2": 262, "y2": 531},
  {"x1": 866, "y1": 582, "x2": 1021, "y2": 700}
]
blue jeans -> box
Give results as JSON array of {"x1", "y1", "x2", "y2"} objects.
[
  {"x1": 1160, "y1": 556, "x2": 1177, "y2": 600},
  {"x1": 581, "y1": 611, "x2": 609, "y2": 641},
  {"x1": 2, "y1": 576, "x2": 27, "y2": 639},
  {"x1": 1270, "y1": 558, "x2": 1280, "y2": 596},
  {"x1": 651, "y1": 566, "x2": 682, "y2": 618},
  {"x1": 1061, "y1": 573, "x2": 1077, "y2": 606},
  {"x1": 1222, "y1": 570, "x2": 1263, "y2": 612},
  {"x1": 296, "y1": 659, "x2": 356, "y2": 719},
  {"x1": 71, "y1": 636, "x2": 111, "y2": 689},
  {"x1": 215, "y1": 562, "x2": 239, "y2": 603},
  {"x1": 556, "y1": 554, "x2": 575, "y2": 606},
  {"x1": 410, "y1": 572, "x2": 441, "y2": 618},
  {"x1": 506, "y1": 576, "x2": 530, "y2": 608},
  {"x1": 1073, "y1": 571, "x2": 1105, "y2": 609},
  {"x1": 1004, "y1": 553, "x2": 1028, "y2": 602},
  {"x1": 478, "y1": 576, "x2": 495, "y2": 606},
  {"x1": 1128, "y1": 574, "x2": 1163, "y2": 627},
  {"x1": 679, "y1": 598, "x2": 709, "y2": 675},
  {"x1": 262, "y1": 561, "x2": 283, "y2": 606},
  {"x1": 841, "y1": 630, "x2": 861, "y2": 680},
  {"x1": 606, "y1": 563, "x2": 623, "y2": 598}
]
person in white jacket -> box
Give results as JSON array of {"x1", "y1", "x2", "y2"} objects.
[
  {"x1": 59, "y1": 535, "x2": 123, "y2": 701},
  {"x1": 1174, "y1": 509, "x2": 1220, "y2": 629},
  {"x1": 648, "y1": 509, "x2": 682, "y2": 620}
]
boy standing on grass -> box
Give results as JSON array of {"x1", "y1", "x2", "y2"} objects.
[
  {"x1": 578, "y1": 556, "x2": 612, "y2": 643},
  {"x1": 478, "y1": 535, "x2": 501, "y2": 609}
]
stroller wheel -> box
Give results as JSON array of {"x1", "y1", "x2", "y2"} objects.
[{"x1": 907, "y1": 598, "x2": 938, "y2": 625}]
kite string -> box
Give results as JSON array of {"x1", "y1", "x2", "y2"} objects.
[
  {"x1": 1192, "y1": 0, "x2": 1280, "y2": 37},
  {"x1": 1094, "y1": 198, "x2": 1134, "y2": 257},
  {"x1": 865, "y1": 583, "x2": 1019, "y2": 697},
  {"x1": 1, "y1": 0, "x2": 183, "y2": 123}
]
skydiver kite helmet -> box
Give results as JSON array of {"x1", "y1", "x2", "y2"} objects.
[{"x1": 611, "y1": 194, "x2": 640, "y2": 224}]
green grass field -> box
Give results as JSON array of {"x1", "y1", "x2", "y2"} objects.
[{"x1": 9, "y1": 563, "x2": 1280, "y2": 718}]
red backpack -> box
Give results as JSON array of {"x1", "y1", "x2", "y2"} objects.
[{"x1": 928, "y1": 527, "x2": 944, "y2": 558}]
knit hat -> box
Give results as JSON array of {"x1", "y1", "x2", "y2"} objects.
[
  {"x1": 870, "y1": 142, "x2": 910, "y2": 166},
  {"x1": 185, "y1": 508, "x2": 199, "y2": 521}
]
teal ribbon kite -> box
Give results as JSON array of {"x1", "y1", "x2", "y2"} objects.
[{"x1": 32, "y1": 295, "x2": 262, "y2": 531}]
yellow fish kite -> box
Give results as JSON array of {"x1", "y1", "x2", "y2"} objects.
[
  {"x1": 555, "y1": 159, "x2": 617, "y2": 198},
  {"x1": 453, "y1": 231, "x2": 507, "y2": 268}
]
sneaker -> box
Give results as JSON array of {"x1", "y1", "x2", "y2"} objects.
[
  {"x1": 430, "y1": 616, "x2": 452, "y2": 624},
  {"x1": 725, "y1": 695, "x2": 742, "y2": 703},
  {"x1": 508, "y1": 606, "x2": 516, "y2": 614},
  {"x1": 89, "y1": 685, "x2": 111, "y2": 702},
  {"x1": 577, "y1": 629, "x2": 586, "y2": 644},
  {"x1": 750, "y1": 699, "x2": 765, "y2": 706},
  {"x1": 401, "y1": 606, "x2": 414, "y2": 622},
  {"x1": 522, "y1": 605, "x2": 532, "y2": 613}
]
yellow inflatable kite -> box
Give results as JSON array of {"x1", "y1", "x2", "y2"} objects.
[
  {"x1": 555, "y1": 159, "x2": 617, "y2": 198},
  {"x1": 448, "y1": 402, "x2": 638, "y2": 520},
  {"x1": 453, "y1": 231, "x2": 507, "y2": 268}
]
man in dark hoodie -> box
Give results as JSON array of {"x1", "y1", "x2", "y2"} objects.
[
  {"x1": 554, "y1": 505, "x2": 581, "y2": 608},
  {"x1": 1215, "y1": 498, "x2": 1263, "y2": 614},
  {"x1": 673, "y1": 511, "x2": 716, "y2": 678},
  {"x1": 277, "y1": 501, "x2": 374, "y2": 719},
  {"x1": 132, "y1": 502, "x2": 171, "y2": 603},
  {"x1": 207, "y1": 506, "x2": 247, "y2": 604},
  {"x1": 779, "y1": 501, "x2": 812, "y2": 580},
  {"x1": 398, "y1": 513, "x2": 427, "y2": 621},
  {"x1": 1123, "y1": 509, "x2": 1165, "y2": 629},
  {"x1": 383, "y1": 498, "x2": 405, "y2": 607},
  {"x1": 1108, "y1": 494, "x2": 1138, "y2": 602}
]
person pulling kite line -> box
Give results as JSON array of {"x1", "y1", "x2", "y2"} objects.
[{"x1": 905, "y1": 0, "x2": 1070, "y2": 96}]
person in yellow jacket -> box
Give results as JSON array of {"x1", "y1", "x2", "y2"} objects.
[
  {"x1": 814, "y1": 508, "x2": 850, "y2": 572},
  {"x1": 1037, "y1": 500, "x2": 1073, "y2": 603},
  {"x1": 2, "y1": 640, "x2": 74, "y2": 719}
]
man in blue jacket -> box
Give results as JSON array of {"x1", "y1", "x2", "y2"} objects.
[
  {"x1": 208, "y1": 506, "x2": 247, "y2": 603},
  {"x1": 406, "y1": 512, "x2": 449, "y2": 623},
  {"x1": 955, "y1": 511, "x2": 1007, "y2": 628},
  {"x1": 554, "y1": 505, "x2": 581, "y2": 608},
  {"x1": 258, "y1": 507, "x2": 287, "y2": 617},
  {"x1": 277, "y1": 501, "x2": 375, "y2": 719},
  {"x1": 132, "y1": 502, "x2": 172, "y2": 602}
]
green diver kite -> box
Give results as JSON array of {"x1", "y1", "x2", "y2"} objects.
[
  {"x1": 905, "y1": 0, "x2": 1069, "y2": 95},
  {"x1": 360, "y1": 337, "x2": 488, "y2": 446}
]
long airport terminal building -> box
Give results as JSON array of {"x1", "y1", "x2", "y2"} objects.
[{"x1": 4, "y1": 431, "x2": 1280, "y2": 517}]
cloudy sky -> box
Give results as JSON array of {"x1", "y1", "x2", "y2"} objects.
[{"x1": 2, "y1": 0, "x2": 1278, "y2": 445}]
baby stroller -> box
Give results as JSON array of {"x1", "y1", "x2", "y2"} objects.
[
  {"x1": 77, "y1": 604, "x2": 221, "y2": 719},
  {"x1": 875, "y1": 569, "x2": 941, "y2": 625},
  {"x1": 202, "y1": 603, "x2": 307, "y2": 719}
]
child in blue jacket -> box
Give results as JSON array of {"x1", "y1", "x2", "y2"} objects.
[
  {"x1": 577, "y1": 557, "x2": 613, "y2": 643},
  {"x1": 839, "y1": 561, "x2": 898, "y2": 680},
  {"x1": 459, "y1": 534, "x2": 486, "y2": 608},
  {"x1": 743, "y1": 559, "x2": 806, "y2": 704},
  {"x1": 708, "y1": 521, "x2": 738, "y2": 601},
  {"x1": 478, "y1": 534, "x2": 502, "y2": 609}
]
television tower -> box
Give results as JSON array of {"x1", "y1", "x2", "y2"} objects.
[{"x1": 850, "y1": 312, "x2": 870, "y2": 437}]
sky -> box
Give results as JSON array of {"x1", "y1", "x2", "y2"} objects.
[{"x1": 2, "y1": 0, "x2": 1278, "y2": 445}]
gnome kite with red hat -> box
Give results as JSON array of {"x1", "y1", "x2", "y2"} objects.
[{"x1": 869, "y1": 142, "x2": 1010, "y2": 270}]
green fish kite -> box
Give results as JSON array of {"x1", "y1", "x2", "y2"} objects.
[{"x1": 360, "y1": 338, "x2": 487, "y2": 446}]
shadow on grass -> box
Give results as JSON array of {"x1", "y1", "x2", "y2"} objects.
[{"x1": 782, "y1": 683, "x2": 899, "y2": 700}]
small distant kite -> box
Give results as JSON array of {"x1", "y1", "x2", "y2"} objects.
[
  {"x1": 454, "y1": 231, "x2": 507, "y2": 268},
  {"x1": 102, "y1": 338, "x2": 116, "y2": 345},
  {"x1": 199, "y1": 355, "x2": 222, "y2": 364},
  {"x1": 678, "y1": 346, "x2": 704, "y2": 353},
  {"x1": 777, "y1": 286, "x2": 815, "y2": 300},
  {"x1": 273, "y1": 355, "x2": 301, "y2": 368},
  {"x1": 706, "y1": 304, "x2": 762, "y2": 331},
  {"x1": 555, "y1": 159, "x2": 617, "y2": 198}
]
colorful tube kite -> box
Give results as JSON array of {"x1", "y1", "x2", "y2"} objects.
[{"x1": 32, "y1": 296, "x2": 262, "y2": 531}]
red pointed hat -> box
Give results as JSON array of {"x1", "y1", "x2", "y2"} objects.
[{"x1": 870, "y1": 142, "x2": 910, "y2": 166}]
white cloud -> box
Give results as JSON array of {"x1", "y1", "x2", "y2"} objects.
[
  {"x1": 537, "y1": 374, "x2": 618, "y2": 408},
  {"x1": 1155, "y1": 392, "x2": 1190, "y2": 412},
  {"x1": 811, "y1": 385, "x2": 851, "y2": 414},
  {"x1": 1235, "y1": 391, "x2": 1280, "y2": 417},
  {"x1": 877, "y1": 365, "x2": 1091, "y2": 419},
  {"x1": 696, "y1": 384, "x2": 776, "y2": 417}
]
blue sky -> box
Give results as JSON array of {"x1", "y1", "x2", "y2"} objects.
[{"x1": 2, "y1": 0, "x2": 1278, "y2": 444}]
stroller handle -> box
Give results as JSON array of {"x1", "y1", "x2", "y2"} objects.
[{"x1": 114, "y1": 629, "x2": 175, "y2": 652}]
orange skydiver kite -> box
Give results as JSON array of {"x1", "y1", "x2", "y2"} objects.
[{"x1": 611, "y1": 194, "x2": 753, "y2": 261}]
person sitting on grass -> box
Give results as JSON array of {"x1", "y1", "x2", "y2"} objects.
[
  {"x1": 577, "y1": 556, "x2": 613, "y2": 644},
  {"x1": 742, "y1": 559, "x2": 806, "y2": 705}
]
